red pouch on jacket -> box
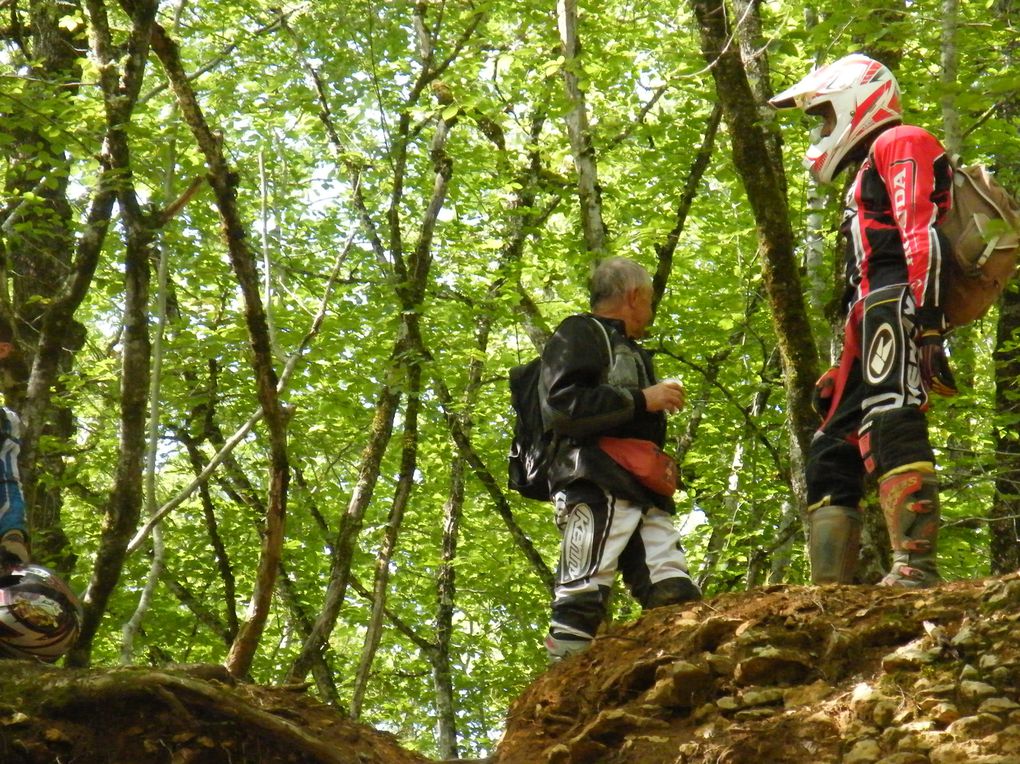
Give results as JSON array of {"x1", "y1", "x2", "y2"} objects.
[{"x1": 597, "y1": 437, "x2": 678, "y2": 496}]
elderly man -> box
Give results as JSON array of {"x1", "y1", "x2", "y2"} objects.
[{"x1": 540, "y1": 256, "x2": 701, "y2": 660}]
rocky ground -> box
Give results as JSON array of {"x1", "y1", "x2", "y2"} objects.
[
  {"x1": 6, "y1": 574, "x2": 1020, "y2": 763},
  {"x1": 494, "y1": 573, "x2": 1020, "y2": 763}
]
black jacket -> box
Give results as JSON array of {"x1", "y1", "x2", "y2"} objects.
[{"x1": 539, "y1": 313, "x2": 674, "y2": 512}]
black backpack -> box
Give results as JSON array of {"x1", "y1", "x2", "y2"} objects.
[
  {"x1": 507, "y1": 317, "x2": 613, "y2": 501},
  {"x1": 507, "y1": 357, "x2": 551, "y2": 500}
]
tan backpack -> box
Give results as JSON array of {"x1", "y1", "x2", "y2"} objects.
[{"x1": 940, "y1": 163, "x2": 1020, "y2": 327}]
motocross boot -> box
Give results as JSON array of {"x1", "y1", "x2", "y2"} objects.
[
  {"x1": 878, "y1": 465, "x2": 941, "y2": 588},
  {"x1": 807, "y1": 502, "x2": 861, "y2": 584}
]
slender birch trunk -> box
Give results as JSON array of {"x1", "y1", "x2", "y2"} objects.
[
  {"x1": 348, "y1": 101, "x2": 456, "y2": 711},
  {"x1": 120, "y1": 143, "x2": 176, "y2": 664},
  {"x1": 941, "y1": 0, "x2": 962, "y2": 158},
  {"x1": 431, "y1": 454, "x2": 464, "y2": 759},
  {"x1": 350, "y1": 360, "x2": 423, "y2": 719},
  {"x1": 556, "y1": 0, "x2": 606, "y2": 255},
  {"x1": 287, "y1": 370, "x2": 402, "y2": 682}
]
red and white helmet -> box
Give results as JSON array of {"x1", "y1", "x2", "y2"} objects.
[
  {"x1": 770, "y1": 54, "x2": 902, "y2": 183},
  {"x1": 0, "y1": 563, "x2": 81, "y2": 662}
]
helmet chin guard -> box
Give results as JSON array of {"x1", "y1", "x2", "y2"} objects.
[{"x1": 770, "y1": 54, "x2": 902, "y2": 183}]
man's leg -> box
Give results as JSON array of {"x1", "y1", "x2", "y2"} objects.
[
  {"x1": 805, "y1": 432, "x2": 864, "y2": 583},
  {"x1": 618, "y1": 507, "x2": 700, "y2": 608},
  {"x1": 804, "y1": 350, "x2": 867, "y2": 584},
  {"x1": 858, "y1": 286, "x2": 941, "y2": 588},
  {"x1": 875, "y1": 463, "x2": 941, "y2": 587},
  {"x1": 807, "y1": 505, "x2": 862, "y2": 583},
  {"x1": 0, "y1": 408, "x2": 28, "y2": 565},
  {"x1": 547, "y1": 481, "x2": 643, "y2": 661}
]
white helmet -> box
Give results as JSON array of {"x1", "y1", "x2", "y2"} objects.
[
  {"x1": 770, "y1": 54, "x2": 902, "y2": 183},
  {"x1": 0, "y1": 563, "x2": 81, "y2": 662}
]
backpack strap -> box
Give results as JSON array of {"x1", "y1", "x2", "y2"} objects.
[{"x1": 589, "y1": 316, "x2": 615, "y2": 371}]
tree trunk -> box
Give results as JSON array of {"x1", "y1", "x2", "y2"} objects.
[
  {"x1": 146, "y1": 22, "x2": 291, "y2": 678},
  {"x1": 285, "y1": 4, "x2": 484, "y2": 685},
  {"x1": 991, "y1": 284, "x2": 1020, "y2": 572},
  {"x1": 350, "y1": 359, "x2": 422, "y2": 719},
  {"x1": 68, "y1": 0, "x2": 159, "y2": 667},
  {"x1": 277, "y1": 564, "x2": 341, "y2": 707},
  {"x1": 556, "y1": 0, "x2": 606, "y2": 255},
  {"x1": 432, "y1": 455, "x2": 464, "y2": 759},
  {"x1": 652, "y1": 103, "x2": 722, "y2": 311},
  {"x1": 287, "y1": 372, "x2": 400, "y2": 684},
  {"x1": 940, "y1": 0, "x2": 962, "y2": 158},
  {"x1": 0, "y1": 0, "x2": 96, "y2": 573},
  {"x1": 690, "y1": 0, "x2": 819, "y2": 509},
  {"x1": 988, "y1": 0, "x2": 1020, "y2": 575},
  {"x1": 121, "y1": 127, "x2": 181, "y2": 665}
]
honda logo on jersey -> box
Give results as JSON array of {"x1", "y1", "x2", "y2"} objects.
[
  {"x1": 889, "y1": 159, "x2": 917, "y2": 244},
  {"x1": 893, "y1": 167, "x2": 908, "y2": 212},
  {"x1": 866, "y1": 323, "x2": 898, "y2": 384}
]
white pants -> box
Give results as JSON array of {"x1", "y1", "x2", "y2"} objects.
[{"x1": 550, "y1": 484, "x2": 693, "y2": 640}]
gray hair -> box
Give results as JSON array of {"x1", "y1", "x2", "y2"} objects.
[{"x1": 589, "y1": 257, "x2": 652, "y2": 310}]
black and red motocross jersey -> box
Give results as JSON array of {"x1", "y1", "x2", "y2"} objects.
[{"x1": 840, "y1": 124, "x2": 954, "y2": 329}]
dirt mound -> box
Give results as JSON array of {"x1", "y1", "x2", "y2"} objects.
[
  {"x1": 0, "y1": 662, "x2": 430, "y2": 764},
  {"x1": 495, "y1": 574, "x2": 1020, "y2": 763},
  {"x1": 7, "y1": 576, "x2": 1020, "y2": 763}
]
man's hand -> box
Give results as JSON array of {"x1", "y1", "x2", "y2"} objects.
[
  {"x1": 918, "y1": 330, "x2": 958, "y2": 397},
  {"x1": 812, "y1": 366, "x2": 839, "y2": 419},
  {"x1": 644, "y1": 379, "x2": 685, "y2": 414}
]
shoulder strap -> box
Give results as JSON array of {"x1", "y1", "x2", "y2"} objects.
[{"x1": 589, "y1": 316, "x2": 614, "y2": 368}]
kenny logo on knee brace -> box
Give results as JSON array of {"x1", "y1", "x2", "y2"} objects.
[
  {"x1": 561, "y1": 502, "x2": 596, "y2": 580},
  {"x1": 866, "y1": 323, "x2": 897, "y2": 384}
]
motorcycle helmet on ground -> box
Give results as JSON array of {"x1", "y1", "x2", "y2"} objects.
[
  {"x1": 769, "y1": 53, "x2": 902, "y2": 184},
  {"x1": 0, "y1": 563, "x2": 81, "y2": 662}
]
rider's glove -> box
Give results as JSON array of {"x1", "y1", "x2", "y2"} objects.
[
  {"x1": 918, "y1": 330, "x2": 958, "y2": 397},
  {"x1": 812, "y1": 366, "x2": 839, "y2": 419}
]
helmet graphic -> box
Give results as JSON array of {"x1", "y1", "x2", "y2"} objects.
[
  {"x1": 770, "y1": 54, "x2": 902, "y2": 183},
  {"x1": 0, "y1": 563, "x2": 81, "y2": 662}
]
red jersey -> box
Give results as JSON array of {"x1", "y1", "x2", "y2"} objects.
[{"x1": 840, "y1": 125, "x2": 954, "y2": 329}]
